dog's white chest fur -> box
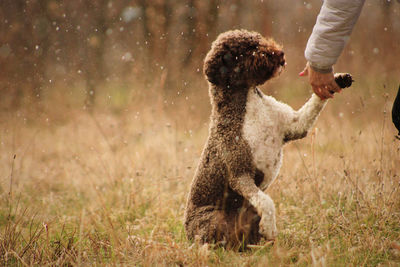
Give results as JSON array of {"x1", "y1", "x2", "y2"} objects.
[{"x1": 242, "y1": 88, "x2": 284, "y2": 191}]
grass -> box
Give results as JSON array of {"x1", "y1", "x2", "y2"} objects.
[{"x1": 0, "y1": 79, "x2": 399, "y2": 266}]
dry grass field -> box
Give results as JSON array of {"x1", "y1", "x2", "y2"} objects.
[{"x1": 1, "y1": 77, "x2": 400, "y2": 266}]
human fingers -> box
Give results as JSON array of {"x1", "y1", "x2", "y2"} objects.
[
  {"x1": 321, "y1": 85, "x2": 334, "y2": 99},
  {"x1": 312, "y1": 85, "x2": 327, "y2": 100},
  {"x1": 313, "y1": 85, "x2": 333, "y2": 100},
  {"x1": 330, "y1": 80, "x2": 341, "y2": 93}
]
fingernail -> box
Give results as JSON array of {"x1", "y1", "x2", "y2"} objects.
[{"x1": 299, "y1": 71, "x2": 304, "y2": 76}]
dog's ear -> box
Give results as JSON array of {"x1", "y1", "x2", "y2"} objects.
[{"x1": 203, "y1": 48, "x2": 231, "y2": 87}]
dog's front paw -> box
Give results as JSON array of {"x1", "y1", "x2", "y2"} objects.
[
  {"x1": 334, "y1": 73, "x2": 353, "y2": 89},
  {"x1": 259, "y1": 215, "x2": 277, "y2": 241}
]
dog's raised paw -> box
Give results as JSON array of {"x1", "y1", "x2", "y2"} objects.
[{"x1": 334, "y1": 73, "x2": 354, "y2": 88}]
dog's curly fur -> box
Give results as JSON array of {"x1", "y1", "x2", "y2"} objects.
[
  {"x1": 184, "y1": 29, "x2": 341, "y2": 249},
  {"x1": 204, "y1": 30, "x2": 284, "y2": 89}
]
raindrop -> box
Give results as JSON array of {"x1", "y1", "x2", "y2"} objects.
[
  {"x1": 121, "y1": 6, "x2": 141, "y2": 22},
  {"x1": 122, "y1": 52, "x2": 132, "y2": 61},
  {"x1": 35, "y1": 45, "x2": 39, "y2": 50}
]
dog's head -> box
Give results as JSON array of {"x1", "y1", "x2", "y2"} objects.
[{"x1": 204, "y1": 30, "x2": 285, "y2": 89}]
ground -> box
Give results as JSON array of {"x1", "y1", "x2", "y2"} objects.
[{"x1": 0, "y1": 79, "x2": 399, "y2": 266}]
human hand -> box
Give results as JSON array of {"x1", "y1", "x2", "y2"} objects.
[{"x1": 299, "y1": 62, "x2": 341, "y2": 100}]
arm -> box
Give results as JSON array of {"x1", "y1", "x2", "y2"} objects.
[
  {"x1": 302, "y1": 0, "x2": 365, "y2": 99},
  {"x1": 305, "y1": 0, "x2": 365, "y2": 70}
]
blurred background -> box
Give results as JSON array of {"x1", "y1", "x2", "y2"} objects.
[
  {"x1": 1, "y1": 2, "x2": 399, "y2": 265},
  {"x1": 0, "y1": 0, "x2": 399, "y2": 114}
]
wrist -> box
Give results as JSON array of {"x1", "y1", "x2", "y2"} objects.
[{"x1": 308, "y1": 62, "x2": 333, "y2": 74}]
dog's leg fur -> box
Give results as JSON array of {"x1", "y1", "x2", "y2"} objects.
[
  {"x1": 185, "y1": 203, "x2": 261, "y2": 248},
  {"x1": 283, "y1": 94, "x2": 327, "y2": 142},
  {"x1": 228, "y1": 173, "x2": 277, "y2": 240}
]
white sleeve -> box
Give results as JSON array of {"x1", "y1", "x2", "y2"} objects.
[{"x1": 305, "y1": 0, "x2": 365, "y2": 71}]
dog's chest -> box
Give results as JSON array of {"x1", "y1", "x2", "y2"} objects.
[{"x1": 242, "y1": 89, "x2": 283, "y2": 190}]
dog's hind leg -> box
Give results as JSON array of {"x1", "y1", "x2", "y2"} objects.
[
  {"x1": 185, "y1": 204, "x2": 261, "y2": 249},
  {"x1": 185, "y1": 206, "x2": 231, "y2": 246},
  {"x1": 234, "y1": 201, "x2": 262, "y2": 247}
]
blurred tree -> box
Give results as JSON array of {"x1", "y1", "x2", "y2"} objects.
[
  {"x1": 83, "y1": 0, "x2": 108, "y2": 109},
  {"x1": 138, "y1": 0, "x2": 155, "y2": 75},
  {"x1": 182, "y1": 0, "x2": 197, "y2": 67},
  {"x1": 0, "y1": 0, "x2": 51, "y2": 108},
  {"x1": 0, "y1": 0, "x2": 398, "y2": 110}
]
